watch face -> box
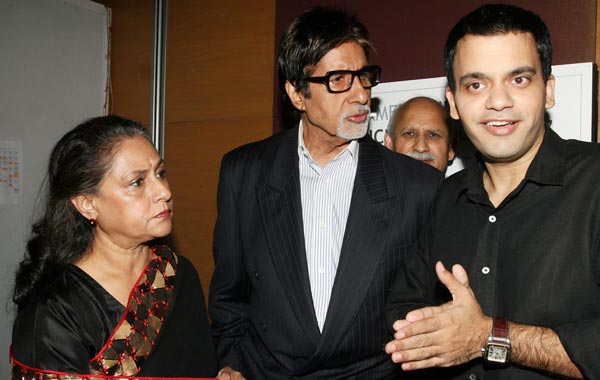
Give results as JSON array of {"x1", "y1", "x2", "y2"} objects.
[{"x1": 486, "y1": 344, "x2": 508, "y2": 363}]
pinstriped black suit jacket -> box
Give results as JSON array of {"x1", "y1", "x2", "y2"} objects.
[{"x1": 209, "y1": 125, "x2": 442, "y2": 380}]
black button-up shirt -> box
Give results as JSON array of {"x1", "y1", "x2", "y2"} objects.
[{"x1": 388, "y1": 128, "x2": 600, "y2": 380}]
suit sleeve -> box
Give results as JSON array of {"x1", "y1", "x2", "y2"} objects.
[
  {"x1": 385, "y1": 204, "x2": 439, "y2": 328},
  {"x1": 209, "y1": 154, "x2": 251, "y2": 370}
]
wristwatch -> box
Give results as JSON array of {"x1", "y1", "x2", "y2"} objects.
[{"x1": 482, "y1": 316, "x2": 511, "y2": 366}]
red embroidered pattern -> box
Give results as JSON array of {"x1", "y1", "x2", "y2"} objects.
[
  {"x1": 87, "y1": 246, "x2": 176, "y2": 376},
  {"x1": 11, "y1": 353, "x2": 215, "y2": 380},
  {"x1": 10, "y1": 247, "x2": 215, "y2": 380}
]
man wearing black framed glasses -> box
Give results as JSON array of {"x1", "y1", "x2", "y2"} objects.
[
  {"x1": 302, "y1": 65, "x2": 382, "y2": 94},
  {"x1": 209, "y1": 6, "x2": 442, "y2": 380}
]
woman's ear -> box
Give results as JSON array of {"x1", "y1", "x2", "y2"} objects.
[{"x1": 70, "y1": 195, "x2": 97, "y2": 221}]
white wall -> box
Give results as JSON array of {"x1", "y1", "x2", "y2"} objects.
[{"x1": 0, "y1": 0, "x2": 107, "y2": 376}]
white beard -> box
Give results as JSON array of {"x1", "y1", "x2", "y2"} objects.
[{"x1": 337, "y1": 104, "x2": 370, "y2": 140}]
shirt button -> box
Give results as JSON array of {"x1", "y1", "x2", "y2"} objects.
[
  {"x1": 319, "y1": 222, "x2": 326, "y2": 229},
  {"x1": 482, "y1": 266, "x2": 490, "y2": 274},
  {"x1": 488, "y1": 215, "x2": 496, "y2": 223},
  {"x1": 318, "y1": 267, "x2": 324, "y2": 274},
  {"x1": 468, "y1": 374, "x2": 477, "y2": 380}
]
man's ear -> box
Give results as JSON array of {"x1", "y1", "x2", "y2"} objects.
[
  {"x1": 70, "y1": 194, "x2": 97, "y2": 221},
  {"x1": 383, "y1": 131, "x2": 394, "y2": 150},
  {"x1": 285, "y1": 81, "x2": 306, "y2": 111},
  {"x1": 448, "y1": 146, "x2": 456, "y2": 162},
  {"x1": 445, "y1": 87, "x2": 460, "y2": 120},
  {"x1": 544, "y1": 74, "x2": 556, "y2": 110}
]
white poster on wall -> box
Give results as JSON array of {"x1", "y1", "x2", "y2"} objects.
[
  {"x1": 0, "y1": 141, "x2": 23, "y2": 205},
  {"x1": 368, "y1": 62, "x2": 595, "y2": 176}
]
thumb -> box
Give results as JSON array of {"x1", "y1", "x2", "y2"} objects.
[
  {"x1": 451, "y1": 263, "x2": 469, "y2": 287},
  {"x1": 435, "y1": 261, "x2": 470, "y2": 301}
]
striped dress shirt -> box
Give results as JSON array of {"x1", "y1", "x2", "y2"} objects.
[{"x1": 297, "y1": 123, "x2": 358, "y2": 332}]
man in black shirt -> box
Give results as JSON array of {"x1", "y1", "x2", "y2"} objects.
[{"x1": 385, "y1": 4, "x2": 600, "y2": 380}]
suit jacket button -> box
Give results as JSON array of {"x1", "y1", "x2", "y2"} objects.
[
  {"x1": 260, "y1": 322, "x2": 267, "y2": 331},
  {"x1": 254, "y1": 271, "x2": 260, "y2": 280}
]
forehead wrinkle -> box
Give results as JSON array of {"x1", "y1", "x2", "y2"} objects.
[
  {"x1": 111, "y1": 144, "x2": 163, "y2": 180},
  {"x1": 125, "y1": 157, "x2": 164, "y2": 176}
]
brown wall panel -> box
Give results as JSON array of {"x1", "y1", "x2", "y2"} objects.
[
  {"x1": 163, "y1": 0, "x2": 275, "y2": 296},
  {"x1": 165, "y1": 1, "x2": 275, "y2": 123},
  {"x1": 165, "y1": 117, "x2": 272, "y2": 293},
  {"x1": 97, "y1": 0, "x2": 154, "y2": 124}
]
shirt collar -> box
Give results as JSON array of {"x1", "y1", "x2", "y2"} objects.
[
  {"x1": 297, "y1": 120, "x2": 359, "y2": 162},
  {"x1": 525, "y1": 128, "x2": 567, "y2": 185},
  {"x1": 458, "y1": 127, "x2": 567, "y2": 201}
]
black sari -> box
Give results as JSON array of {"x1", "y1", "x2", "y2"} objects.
[{"x1": 11, "y1": 246, "x2": 217, "y2": 379}]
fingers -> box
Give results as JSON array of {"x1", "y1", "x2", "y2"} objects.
[
  {"x1": 385, "y1": 335, "x2": 423, "y2": 357},
  {"x1": 392, "y1": 319, "x2": 411, "y2": 331},
  {"x1": 392, "y1": 311, "x2": 445, "y2": 341},
  {"x1": 217, "y1": 367, "x2": 231, "y2": 380},
  {"x1": 386, "y1": 332, "x2": 445, "y2": 364},
  {"x1": 405, "y1": 305, "x2": 443, "y2": 322},
  {"x1": 401, "y1": 356, "x2": 446, "y2": 371},
  {"x1": 217, "y1": 367, "x2": 246, "y2": 380},
  {"x1": 435, "y1": 261, "x2": 471, "y2": 299},
  {"x1": 385, "y1": 262, "x2": 485, "y2": 371}
]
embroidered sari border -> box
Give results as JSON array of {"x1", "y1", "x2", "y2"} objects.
[{"x1": 11, "y1": 346, "x2": 216, "y2": 380}]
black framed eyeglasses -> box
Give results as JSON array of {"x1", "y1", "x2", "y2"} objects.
[{"x1": 303, "y1": 65, "x2": 382, "y2": 93}]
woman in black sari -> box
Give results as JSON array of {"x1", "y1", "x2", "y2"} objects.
[{"x1": 10, "y1": 115, "x2": 243, "y2": 380}]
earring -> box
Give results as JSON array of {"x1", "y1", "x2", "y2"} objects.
[{"x1": 89, "y1": 218, "x2": 97, "y2": 226}]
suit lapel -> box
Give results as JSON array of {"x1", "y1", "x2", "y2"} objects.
[
  {"x1": 315, "y1": 137, "x2": 392, "y2": 358},
  {"x1": 256, "y1": 127, "x2": 321, "y2": 345}
]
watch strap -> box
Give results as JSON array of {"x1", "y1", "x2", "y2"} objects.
[{"x1": 492, "y1": 316, "x2": 509, "y2": 339}]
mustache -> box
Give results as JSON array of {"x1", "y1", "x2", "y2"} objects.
[
  {"x1": 407, "y1": 152, "x2": 436, "y2": 161},
  {"x1": 356, "y1": 104, "x2": 371, "y2": 115}
]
